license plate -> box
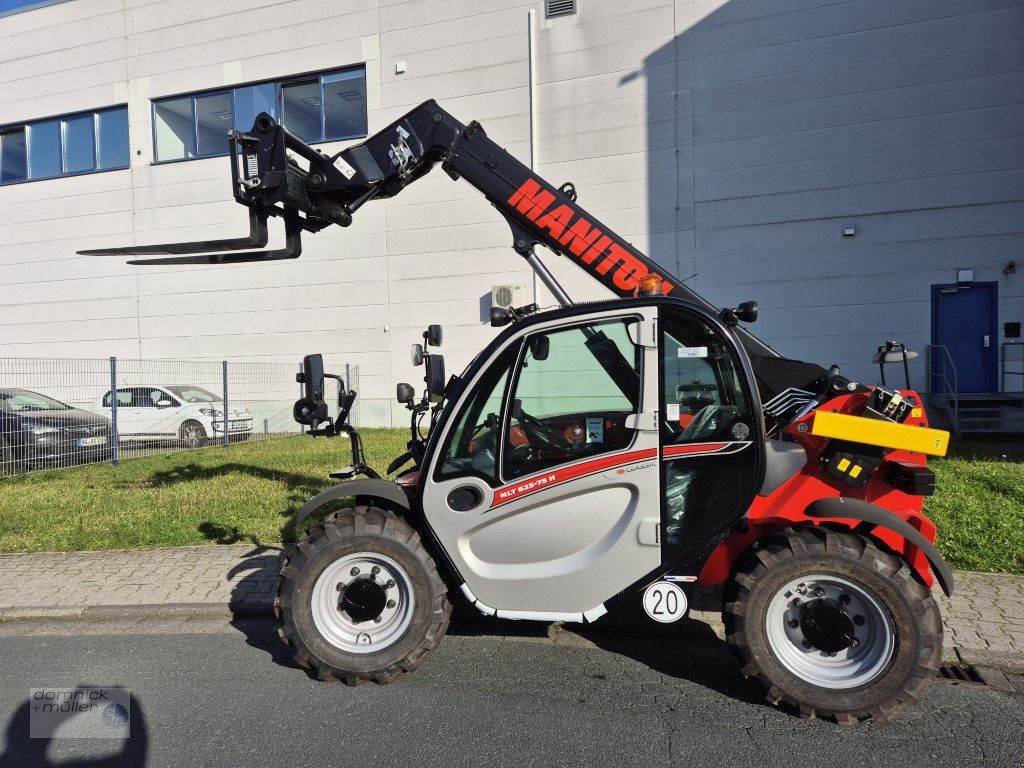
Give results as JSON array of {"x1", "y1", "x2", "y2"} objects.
[
  {"x1": 77, "y1": 436, "x2": 107, "y2": 447},
  {"x1": 229, "y1": 421, "x2": 249, "y2": 432}
]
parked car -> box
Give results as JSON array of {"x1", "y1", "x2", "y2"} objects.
[
  {"x1": 0, "y1": 388, "x2": 111, "y2": 473},
  {"x1": 96, "y1": 385, "x2": 253, "y2": 447}
]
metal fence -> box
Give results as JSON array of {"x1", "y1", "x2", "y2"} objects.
[{"x1": 0, "y1": 357, "x2": 359, "y2": 476}]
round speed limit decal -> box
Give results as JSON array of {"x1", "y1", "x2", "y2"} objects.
[{"x1": 642, "y1": 581, "x2": 688, "y2": 623}]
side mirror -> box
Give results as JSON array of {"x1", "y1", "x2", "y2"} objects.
[
  {"x1": 490, "y1": 306, "x2": 512, "y2": 327},
  {"x1": 396, "y1": 383, "x2": 415, "y2": 405},
  {"x1": 719, "y1": 300, "x2": 759, "y2": 327},
  {"x1": 529, "y1": 335, "x2": 550, "y2": 361},
  {"x1": 426, "y1": 324, "x2": 443, "y2": 347},
  {"x1": 425, "y1": 355, "x2": 446, "y2": 403},
  {"x1": 156, "y1": 400, "x2": 174, "y2": 408},
  {"x1": 411, "y1": 343, "x2": 424, "y2": 367},
  {"x1": 736, "y1": 300, "x2": 758, "y2": 323},
  {"x1": 293, "y1": 397, "x2": 329, "y2": 427},
  {"x1": 302, "y1": 354, "x2": 325, "y2": 403}
]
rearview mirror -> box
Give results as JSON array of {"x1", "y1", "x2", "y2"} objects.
[
  {"x1": 396, "y1": 383, "x2": 415, "y2": 405},
  {"x1": 529, "y1": 335, "x2": 550, "y2": 361},
  {"x1": 425, "y1": 355, "x2": 446, "y2": 403},
  {"x1": 426, "y1": 324, "x2": 443, "y2": 347},
  {"x1": 411, "y1": 343, "x2": 424, "y2": 367},
  {"x1": 302, "y1": 354, "x2": 325, "y2": 403}
]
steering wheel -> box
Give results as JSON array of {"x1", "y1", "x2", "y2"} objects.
[
  {"x1": 679, "y1": 403, "x2": 721, "y2": 442},
  {"x1": 517, "y1": 408, "x2": 574, "y2": 453}
]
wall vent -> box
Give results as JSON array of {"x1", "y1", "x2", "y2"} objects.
[{"x1": 545, "y1": 0, "x2": 576, "y2": 18}]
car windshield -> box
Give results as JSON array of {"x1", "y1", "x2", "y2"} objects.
[
  {"x1": 166, "y1": 386, "x2": 221, "y2": 404},
  {"x1": 0, "y1": 389, "x2": 73, "y2": 412}
]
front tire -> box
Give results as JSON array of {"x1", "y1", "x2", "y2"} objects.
[
  {"x1": 179, "y1": 420, "x2": 207, "y2": 448},
  {"x1": 724, "y1": 526, "x2": 942, "y2": 724},
  {"x1": 276, "y1": 506, "x2": 451, "y2": 685}
]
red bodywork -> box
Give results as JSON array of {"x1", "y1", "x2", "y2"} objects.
[{"x1": 699, "y1": 389, "x2": 939, "y2": 590}]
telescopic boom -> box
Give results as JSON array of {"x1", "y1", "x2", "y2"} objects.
[{"x1": 81, "y1": 100, "x2": 802, "y2": 370}]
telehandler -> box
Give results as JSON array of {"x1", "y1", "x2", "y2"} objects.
[{"x1": 82, "y1": 101, "x2": 953, "y2": 723}]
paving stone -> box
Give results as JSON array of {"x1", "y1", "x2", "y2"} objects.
[{"x1": 0, "y1": 547, "x2": 1021, "y2": 670}]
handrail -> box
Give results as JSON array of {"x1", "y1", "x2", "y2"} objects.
[
  {"x1": 926, "y1": 344, "x2": 959, "y2": 435},
  {"x1": 1000, "y1": 341, "x2": 1024, "y2": 402}
]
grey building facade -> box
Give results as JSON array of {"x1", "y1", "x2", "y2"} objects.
[{"x1": 1, "y1": 0, "x2": 1021, "y2": 424}]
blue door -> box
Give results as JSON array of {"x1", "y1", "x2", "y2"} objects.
[{"x1": 931, "y1": 282, "x2": 997, "y2": 393}]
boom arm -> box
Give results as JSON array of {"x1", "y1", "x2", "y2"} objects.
[{"x1": 80, "y1": 100, "x2": 783, "y2": 362}]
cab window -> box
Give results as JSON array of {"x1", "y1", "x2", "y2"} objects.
[
  {"x1": 436, "y1": 345, "x2": 518, "y2": 484},
  {"x1": 502, "y1": 318, "x2": 641, "y2": 481},
  {"x1": 661, "y1": 308, "x2": 751, "y2": 444}
]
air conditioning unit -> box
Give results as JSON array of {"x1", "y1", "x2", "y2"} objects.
[{"x1": 491, "y1": 284, "x2": 524, "y2": 309}]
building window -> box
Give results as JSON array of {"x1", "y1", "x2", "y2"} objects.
[
  {"x1": 0, "y1": 0, "x2": 73, "y2": 18},
  {"x1": 0, "y1": 105, "x2": 129, "y2": 185},
  {"x1": 151, "y1": 65, "x2": 367, "y2": 163}
]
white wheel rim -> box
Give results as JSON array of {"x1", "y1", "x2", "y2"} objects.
[
  {"x1": 764, "y1": 574, "x2": 895, "y2": 689},
  {"x1": 310, "y1": 552, "x2": 415, "y2": 655}
]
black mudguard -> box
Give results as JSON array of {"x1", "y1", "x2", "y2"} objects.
[
  {"x1": 806, "y1": 497, "x2": 954, "y2": 596},
  {"x1": 293, "y1": 479, "x2": 411, "y2": 532}
]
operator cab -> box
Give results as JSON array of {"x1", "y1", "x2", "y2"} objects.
[{"x1": 419, "y1": 295, "x2": 764, "y2": 617}]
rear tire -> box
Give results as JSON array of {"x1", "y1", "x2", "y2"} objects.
[
  {"x1": 276, "y1": 506, "x2": 451, "y2": 685},
  {"x1": 723, "y1": 526, "x2": 942, "y2": 724}
]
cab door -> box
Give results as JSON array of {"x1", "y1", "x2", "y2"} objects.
[
  {"x1": 421, "y1": 308, "x2": 662, "y2": 620},
  {"x1": 658, "y1": 305, "x2": 763, "y2": 566}
]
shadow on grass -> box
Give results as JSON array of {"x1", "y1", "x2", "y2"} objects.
[
  {"x1": 146, "y1": 462, "x2": 338, "y2": 546},
  {"x1": 146, "y1": 462, "x2": 326, "y2": 494},
  {"x1": 948, "y1": 440, "x2": 1024, "y2": 462}
]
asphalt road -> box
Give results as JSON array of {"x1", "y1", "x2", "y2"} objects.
[{"x1": 0, "y1": 618, "x2": 1021, "y2": 768}]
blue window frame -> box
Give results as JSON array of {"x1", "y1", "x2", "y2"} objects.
[
  {"x1": 151, "y1": 64, "x2": 367, "y2": 163},
  {"x1": 0, "y1": 129, "x2": 27, "y2": 183},
  {"x1": 97, "y1": 107, "x2": 130, "y2": 170},
  {"x1": 27, "y1": 119, "x2": 61, "y2": 179},
  {"x1": 0, "y1": 0, "x2": 73, "y2": 17},
  {"x1": 0, "y1": 105, "x2": 130, "y2": 185}
]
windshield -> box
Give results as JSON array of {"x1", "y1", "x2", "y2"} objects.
[
  {"x1": 166, "y1": 386, "x2": 221, "y2": 404},
  {"x1": 0, "y1": 389, "x2": 73, "y2": 412}
]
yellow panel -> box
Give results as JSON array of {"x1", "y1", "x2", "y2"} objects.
[
  {"x1": 837, "y1": 458, "x2": 850, "y2": 472},
  {"x1": 811, "y1": 411, "x2": 949, "y2": 457},
  {"x1": 911, "y1": 407, "x2": 923, "y2": 418},
  {"x1": 849, "y1": 464, "x2": 862, "y2": 479}
]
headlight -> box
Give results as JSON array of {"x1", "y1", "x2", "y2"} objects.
[
  {"x1": 30, "y1": 425, "x2": 60, "y2": 436},
  {"x1": 199, "y1": 408, "x2": 222, "y2": 417}
]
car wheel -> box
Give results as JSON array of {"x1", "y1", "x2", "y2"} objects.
[{"x1": 179, "y1": 420, "x2": 208, "y2": 449}]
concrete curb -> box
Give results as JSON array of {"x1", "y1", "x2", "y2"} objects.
[{"x1": 3, "y1": 599, "x2": 1021, "y2": 676}]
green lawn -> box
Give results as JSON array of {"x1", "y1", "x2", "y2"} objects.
[
  {"x1": 0, "y1": 431, "x2": 1020, "y2": 574},
  {"x1": 926, "y1": 446, "x2": 1024, "y2": 574},
  {"x1": 0, "y1": 430, "x2": 408, "y2": 553}
]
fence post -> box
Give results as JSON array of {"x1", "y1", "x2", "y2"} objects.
[
  {"x1": 222, "y1": 360, "x2": 230, "y2": 448},
  {"x1": 298, "y1": 363, "x2": 305, "y2": 435},
  {"x1": 109, "y1": 356, "x2": 119, "y2": 466}
]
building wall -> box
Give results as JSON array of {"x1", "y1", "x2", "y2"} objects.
[{"x1": 1, "y1": 0, "x2": 1021, "y2": 424}]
